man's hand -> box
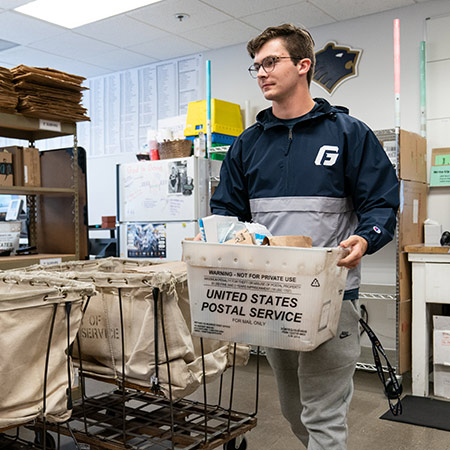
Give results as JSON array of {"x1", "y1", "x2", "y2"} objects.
[
  {"x1": 193, "y1": 232, "x2": 202, "y2": 241},
  {"x1": 338, "y1": 235, "x2": 368, "y2": 269}
]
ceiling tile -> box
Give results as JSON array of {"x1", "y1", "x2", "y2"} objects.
[
  {"x1": 187, "y1": 20, "x2": 259, "y2": 49},
  {"x1": 0, "y1": 11, "x2": 64, "y2": 45},
  {"x1": 199, "y1": 0, "x2": 301, "y2": 18},
  {"x1": 128, "y1": 0, "x2": 232, "y2": 33},
  {"x1": 0, "y1": 38, "x2": 20, "y2": 51},
  {"x1": 0, "y1": 46, "x2": 110, "y2": 78},
  {"x1": 0, "y1": 0, "x2": 438, "y2": 78},
  {"x1": 75, "y1": 15, "x2": 167, "y2": 48},
  {"x1": 81, "y1": 48, "x2": 157, "y2": 72},
  {"x1": 0, "y1": 0, "x2": 33, "y2": 9},
  {"x1": 129, "y1": 35, "x2": 208, "y2": 60},
  {"x1": 28, "y1": 31, "x2": 119, "y2": 61},
  {"x1": 240, "y1": 2, "x2": 336, "y2": 30},
  {"x1": 309, "y1": 0, "x2": 414, "y2": 21}
]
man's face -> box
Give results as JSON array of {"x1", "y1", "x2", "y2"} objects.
[{"x1": 253, "y1": 38, "x2": 300, "y2": 102}]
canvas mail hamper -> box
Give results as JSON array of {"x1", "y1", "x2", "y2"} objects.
[
  {"x1": 20, "y1": 258, "x2": 250, "y2": 399},
  {"x1": 0, "y1": 272, "x2": 95, "y2": 429}
]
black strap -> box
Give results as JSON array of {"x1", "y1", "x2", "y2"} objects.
[
  {"x1": 359, "y1": 318, "x2": 402, "y2": 416},
  {"x1": 65, "y1": 302, "x2": 73, "y2": 411},
  {"x1": 151, "y1": 287, "x2": 161, "y2": 393}
]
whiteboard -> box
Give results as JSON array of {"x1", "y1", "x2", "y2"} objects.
[{"x1": 118, "y1": 156, "x2": 208, "y2": 222}]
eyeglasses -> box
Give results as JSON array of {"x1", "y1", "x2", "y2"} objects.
[{"x1": 248, "y1": 56, "x2": 300, "y2": 78}]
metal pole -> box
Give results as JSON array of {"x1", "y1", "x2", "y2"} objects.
[
  {"x1": 420, "y1": 41, "x2": 427, "y2": 138},
  {"x1": 206, "y1": 60, "x2": 212, "y2": 158},
  {"x1": 393, "y1": 18, "x2": 401, "y2": 374}
]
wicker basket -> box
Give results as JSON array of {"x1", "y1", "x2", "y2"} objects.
[{"x1": 159, "y1": 139, "x2": 192, "y2": 159}]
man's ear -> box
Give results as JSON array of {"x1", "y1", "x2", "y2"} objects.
[{"x1": 297, "y1": 58, "x2": 312, "y2": 76}]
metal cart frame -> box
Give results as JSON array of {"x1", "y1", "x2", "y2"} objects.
[{"x1": 43, "y1": 286, "x2": 259, "y2": 450}]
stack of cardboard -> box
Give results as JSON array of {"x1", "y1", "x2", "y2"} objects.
[
  {"x1": 11, "y1": 65, "x2": 89, "y2": 123},
  {"x1": 0, "y1": 67, "x2": 18, "y2": 113}
]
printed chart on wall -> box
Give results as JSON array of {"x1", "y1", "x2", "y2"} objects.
[
  {"x1": 118, "y1": 157, "x2": 197, "y2": 222},
  {"x1": 79, "y1": 54, "x2": 202, "y2": 156}
]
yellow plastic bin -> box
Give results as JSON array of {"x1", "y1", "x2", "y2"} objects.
[{"x1": 184, "y1": 99, "x2": 244, "y2": 138}]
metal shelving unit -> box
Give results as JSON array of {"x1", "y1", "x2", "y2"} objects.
[
  {"x1": 357, "y1": 128, "x2": 401, "y2": 374},
  {"x1": 0, "y1": 112, "x2": 87, "y2": 269},
  {"x1": 357, "y1": 284, "x2": 398, "y2": 372}
]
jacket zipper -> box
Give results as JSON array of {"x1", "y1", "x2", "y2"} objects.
[
  {"x1": 285, "y1": 127, "x2": 293, "y2": 193},
  {"x1": 286, "y1": 127, "x2": 293, "y2": 154}
]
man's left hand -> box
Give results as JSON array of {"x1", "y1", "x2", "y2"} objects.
[{"x1": 337, "y1": 235, "x2": 368, "y2": 269}]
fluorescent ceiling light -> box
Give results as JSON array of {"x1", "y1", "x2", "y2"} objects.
[{"x1": 15, "y1": 0, "x2": 163, "y2": 29}]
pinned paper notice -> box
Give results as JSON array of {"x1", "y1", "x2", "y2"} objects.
[
  {"x1": 430, "y1": 148, "x2": 450, "y2": 187},
  {"x1": 430, "y1": 166, "x2": 450, "y2": 187},
  {"x1": 439, "y1": 332, "x2": 450, "y2": 347},
  {"x1": 435, "y1": 154, "x2": 450, "y2": 165}
]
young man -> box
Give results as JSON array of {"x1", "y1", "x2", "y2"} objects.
[{"x1": 209, "y1": 24, "x2": 399, "y2": 449}]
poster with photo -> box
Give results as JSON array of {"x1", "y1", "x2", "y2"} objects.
[
  {"x1": 126, "y1": 223, "x2": 166, "y2": 258},
  {"x1": 167, "y1": 159, "x2": 193, "y2": 196}
]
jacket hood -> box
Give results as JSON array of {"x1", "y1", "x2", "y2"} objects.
[{"x1": 255, "y1": 97, "x2": 349, "y2": 129}]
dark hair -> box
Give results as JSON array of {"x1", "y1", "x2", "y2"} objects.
[{"x1": 247, "y1": 24, "x2": 315, "y2": 86}]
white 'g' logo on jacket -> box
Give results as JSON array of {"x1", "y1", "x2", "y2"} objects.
[{"x1": 314, "y1": 145, "x2": 339, "y2": 166}]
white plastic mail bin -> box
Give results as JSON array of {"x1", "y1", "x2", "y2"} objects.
[{"x1": 182, "y1": 240, "x2": 348, "y2": 351}]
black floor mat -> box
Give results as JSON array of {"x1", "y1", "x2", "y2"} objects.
[{"x1": 380, "y1": 395, "x2": 450, "y2": 431}]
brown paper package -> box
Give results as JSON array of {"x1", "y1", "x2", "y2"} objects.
[{"x1": 262, "y1": 235, "x2": 312, "y2": 248}]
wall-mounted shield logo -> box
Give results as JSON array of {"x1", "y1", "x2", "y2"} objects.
[{"x1": 313, "y1": 42, "x2": 362, "y2": 94}]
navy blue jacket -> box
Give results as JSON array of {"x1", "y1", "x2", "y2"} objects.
[{"x1": 210, "y1": 98, "x2": 399, "y2": 293}]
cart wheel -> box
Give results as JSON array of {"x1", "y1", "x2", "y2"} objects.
[
  {"x1": 223, "y1": 436, "x2": 247, "y2": 450},
  {"x1": 385, "y1": 378, "x2": 403, "y2": 399},
  {"x1": 34, "y1": 430, "x2": 56, "y2": 449}
]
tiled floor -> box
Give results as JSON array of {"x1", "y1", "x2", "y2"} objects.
[{"x1": 3, "y1": 355, "x2": 450, "y2": 449}]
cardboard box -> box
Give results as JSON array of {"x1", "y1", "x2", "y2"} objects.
[
  {"x1": 396, "y1": 180, "x2": 427, "y2": 374},
  {"x1": 0, "y1": 146, "x2": 41, "y2": 187},
  {"x1": 433, "y1": 315, "x2": 450, "y2": 398},
  {"x1": 0, "y1": 150, "x2": 13, "y2": 187},
  {"x1": 398, "y1": 180, "x2": 428, "y2": 251},
  {"x1": 397, "y1": 251, "x2": 412, "y2": 374},
  {"x1": 374, "y1": 129, "x2": 427, "y2": 183},
  {"x1": 398, "y1": 296, "x2": 412, "y2": 374},
  {"x1": 182, "y1": 240, "x2": 348, "y2": 351},
  {"x1": 101, "y1": 215, "x2": 116, "y2": 229}
]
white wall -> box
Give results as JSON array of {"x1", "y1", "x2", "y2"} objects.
[
  {"x1": 87, "y1": 153, "x2": 136, "y2": 225},
  {"x1": 205, "y1": 0, "x2": 450, "y2": 131},
  {"x1": 88, "y1": 0, "x2": 450, "y2": 230},
  {"x1": 425, "y1": 13, "x2": 450, "y2": 231},
  {"x1": 199, "y1": 0, "x2": 450, "y2": 230}
]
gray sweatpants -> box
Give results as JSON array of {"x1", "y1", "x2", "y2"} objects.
[{"x1": 265, "y1": 300, "x2": 361, "y2": 450}]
